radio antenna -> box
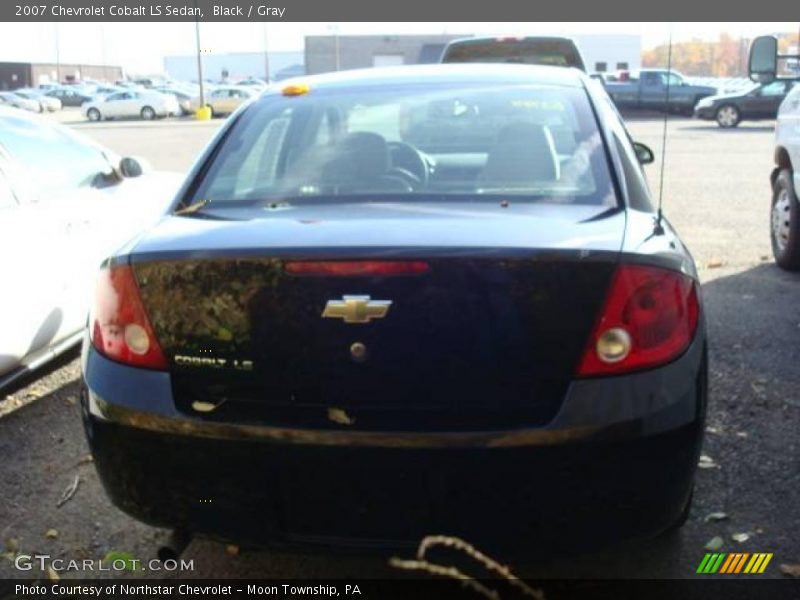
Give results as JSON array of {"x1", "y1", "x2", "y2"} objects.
[{"x1": 654, "y1": 24, "x2": 673, "y2": 236}]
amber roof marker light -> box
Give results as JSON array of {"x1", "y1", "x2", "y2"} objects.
[{"x1": 282, "y1": 83, "x2": 310, "y2": 97}]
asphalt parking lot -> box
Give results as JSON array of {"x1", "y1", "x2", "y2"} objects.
[{"x1": 1, "y1": 114, "x2": 798, "y2": 581}]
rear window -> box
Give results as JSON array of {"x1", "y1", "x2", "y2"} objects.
[
  {"x1": 191, "y1": 83, "x2": 615, "y2": 208},
  {"x1": 442, "y1": 39, "x2": 585, "y2": 71}
]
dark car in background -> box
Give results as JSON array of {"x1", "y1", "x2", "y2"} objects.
[
  {"x1": 45, "y1": 87, "x2": 93, "y2": 107},
  {"x1": 81, "y1": 65, "x2": 706, "y2": 555},
  {"x1": 605, "y1": 69, "x2": 718, "y2": 114},
  {"x1": 694, "y1": 80, "x2": 799, "y2": 128},
  {"x1": 441, "y1": 36, "x2": 586, "y2": 71}
]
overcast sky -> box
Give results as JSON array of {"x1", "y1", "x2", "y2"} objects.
[{"x1": 0, "y1": 22, "x2": 796, "y2": 74}]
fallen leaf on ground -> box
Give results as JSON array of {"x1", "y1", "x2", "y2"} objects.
[
  {"x1": 731, "y1": 532, "x2": 750, "y2": 543},
  {"x1": 73, "y1": 454, "x2": 93, "y2": 467},
  {"x1": 706, "y1": 259, "x2": 723, "y2": 269},
  {"x1": 779, "y1": 564, "x2": 800, "y2": 578},
  {"x1": 5, "y1": 538, "x2": 18, "y2": 553},
  {"x1": 47, "y1": 566, "x2": 59, "y2": 581},
  {"x1": 327, "y1": 407, "x2": 355, "y2": 426},
  {"x1": 705, "y1": 536, "x2": 724, "y2": 551},
  {"x1": 45, "y1": 529, "x2": 58, "y2": 540},
  {"x1": 698, "y1": 455, "x2": 719, "y2": 469},
  {"x1": 225, "y1": 544, "x2": 239, "y2": 556},
  {"x1": 735, "y1": 431, "x2": 749, "y2": 438},
  {"x1": 103, "y1": 551, "x2": 138, "y2": 571},
  {"x1": 704, "y1": 512, "x2": 729, "y2": 522}
]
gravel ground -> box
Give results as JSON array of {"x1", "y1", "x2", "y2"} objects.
[{"x1": 1, "y1": 115, "x2": 798, "y2": 581}]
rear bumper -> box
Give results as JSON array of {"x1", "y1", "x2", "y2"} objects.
[{"x1": 81, "y1": 334, "x2": 707, "y2": 553}]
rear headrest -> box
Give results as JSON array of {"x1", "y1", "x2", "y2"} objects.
[{"x1": 480, "y1": 122, "x2": 560, "y2": 186}]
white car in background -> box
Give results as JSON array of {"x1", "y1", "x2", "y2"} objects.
[
  {"x1": 82, "y1": 90, "x2": 180, "y2": 121},
  {"x1": 0, "y1": 92, "x2": 41, "y2": 113},
  {"x1": 0, "y1": 107, "x2": 183, "y2": 393},
  {"x1": 13, "y1": 90, "x2": 62, "y2": 112},
  {"x1": 769, "y1": 82, "x2": 800, "y2": 270}
]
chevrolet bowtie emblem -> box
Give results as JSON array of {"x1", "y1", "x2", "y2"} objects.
[{"x1": 322, "y1": 295, "x2": 392, "y2": 324}]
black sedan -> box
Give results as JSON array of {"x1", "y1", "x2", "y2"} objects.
[
  {"x1": 44, "y1": 87, "x2": 93, "y2": 107},
  {"x1": 81, "y1": 65, "x2": 707, "y2": 555},
  {"x1": 694, "y1": 80, "x2": 798, "y2": 128}
]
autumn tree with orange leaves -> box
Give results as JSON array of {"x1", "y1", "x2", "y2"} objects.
[{"x1": 642, "y1": 32, "x2": 799, "y2": 77}]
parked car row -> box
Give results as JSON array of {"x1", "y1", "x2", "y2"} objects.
[
  {"x1": 0, "y1": 90, "x2": 62, "y2": 113},
  {"x1": 2, "y1": 76, "x2": 266, "y2": 123}
]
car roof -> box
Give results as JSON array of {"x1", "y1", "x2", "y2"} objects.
[
  {"x1": 446, "y1": 35, "x2": 578, "y2": 45},
  {"x1": 271, "y1": 63, "x2": 586, "y2": 94}
]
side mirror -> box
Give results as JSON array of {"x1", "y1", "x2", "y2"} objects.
[
  {"x1": 749, "y1": 36, "x2": 778, "y2": 83},
  {"x1": 633, "y1": 142, "x2": 655, "y2": 165},
  {"x1": 119, "y1": 156, "x2": 149, "y2": 178}
]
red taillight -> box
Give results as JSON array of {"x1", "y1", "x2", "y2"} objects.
[
  {"x1": 577, "y1": 264, "x2": 699, "y2": 377},
  {"x1": 90, "y1": 265, "x2": 168, "y2": 370},
  {"x1": 285, "y1": 260, "x2": 430, "y2": 277}
]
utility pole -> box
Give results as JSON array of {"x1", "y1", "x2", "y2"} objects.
[
  {"x1": 194, "y1": 16, "x2": 205, "y2": 106},
  {"x1": 262, "y1": 22, "x2": 270, "y2": 81},
  {"x1": 327, "y1": 23, "x2": 341, "y2": 71},
  {"x1": 54, "y1": 23, "x2": 61, "y2": 84}
]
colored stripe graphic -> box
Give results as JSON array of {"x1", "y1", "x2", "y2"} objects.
[
  {"x1": 744, "y1": 554, "x2": 761, "y2": 573},
  {"x1": 719, "y1": 554, "x2": 736, "y2": 573},
  {"x1": 697, "y1": 553, "x2": 727, "y2": 573},
  {"x1": 734, "y1": 553, "x2": 750, "y2": 573},
  {"x1": 758, "y1": 553, "x2": 773, "y2": 573},
  {"x1": 699, "y1": 553, "x2": 774, "y2": 574},
  {"x1": 696, "y1": 554, "x2": 713, "y2": 573}
]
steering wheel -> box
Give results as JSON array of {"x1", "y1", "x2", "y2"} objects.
[{"x1": 387, "y1": 142, "x2": 429, "y2": 189}]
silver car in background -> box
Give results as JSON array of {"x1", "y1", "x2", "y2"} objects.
[
  {"x1": 81, "y1": 90, "x2": 180, "y2": 121},
  {"x1": 13, "y1": 90, "x2": 62, "y2": 112},
  {"x1": 0, "y1": 92, "x2": 40, "y2": 113}
]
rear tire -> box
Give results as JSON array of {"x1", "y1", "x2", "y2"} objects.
[
  {"x1": 87, "y1": 108, "x2": 101, "y2": 122},
  {"x1": 771, "y1": 169, "x2": 800, "y2": 270},
  {"x1": 662, "y1": 488, "x2": 693, "y2": 535},
  {"x1": 140, "y1": 106, "x2": 156, "y2": 120},
  {"x1": 715, "y1": 104, "x2": 740, "y2": 128}
]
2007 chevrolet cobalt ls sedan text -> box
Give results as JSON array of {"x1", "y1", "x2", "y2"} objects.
[{"x1": 81, "y1": 65, "x2": 707, "y2": 555}]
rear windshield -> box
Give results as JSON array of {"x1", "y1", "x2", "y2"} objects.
[
  {"x1": 442, "y1": 39, "x2": 585, "y2": 71},
  {"x1": 190, "y1": 83, "x2": 615, "y2": 208}
]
